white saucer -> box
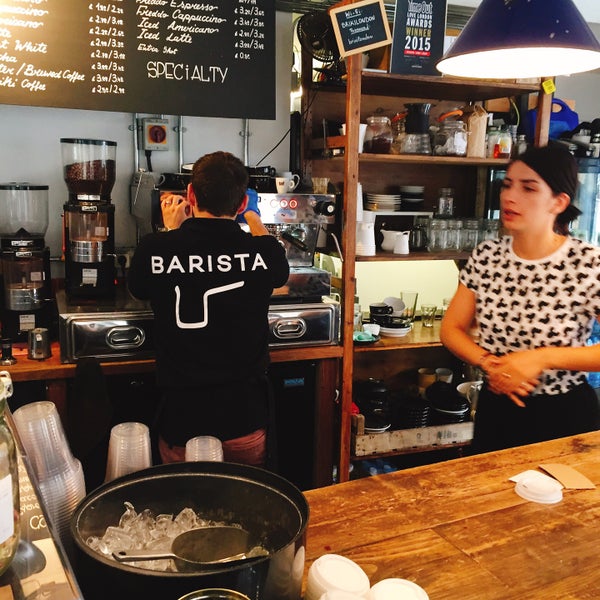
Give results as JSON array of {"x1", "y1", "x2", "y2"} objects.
[{"x1": 380, "y1": 326, "x2": 412, "y2": 337}]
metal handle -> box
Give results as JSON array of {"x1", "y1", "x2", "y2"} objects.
[
  {"x1": 105, "y1": 326, "x2": 146, "y2": 350},
  {"x1": 272, "y1": 318, "x2": 307, "y2": 339}
]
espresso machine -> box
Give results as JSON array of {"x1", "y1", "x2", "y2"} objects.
[
  {"x1": 259, "y1": 192, "x2": 336, "y2": 301},
  {"x1": 259, "y1": 192, "x2": 340, "y2": 347},
  {"x1": 0, "y1": 183, "x2": 54, "y2": 342},
  {"x1": 61, "y1": 138, "x2": 117, "y2": 299}
]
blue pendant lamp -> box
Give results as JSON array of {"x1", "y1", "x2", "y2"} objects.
[{"x1": 437, "y1": 0, "x2": 600, "y2": 79}]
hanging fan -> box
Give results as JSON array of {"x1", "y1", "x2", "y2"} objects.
[{"x1": 296, "y1": 11, "x2": 345, "y2": 84}]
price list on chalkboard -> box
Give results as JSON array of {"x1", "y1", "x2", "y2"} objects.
[{"x1": 0, "y1": 0, "x2": 275, "y2": 119}]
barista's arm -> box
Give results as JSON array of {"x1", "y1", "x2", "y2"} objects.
[{"x1": 243, "y1": 210, "x2": 270, "y2": 237}]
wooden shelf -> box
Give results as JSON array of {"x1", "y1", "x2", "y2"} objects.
[
  {"x1": 313, "y1": 71, "x2": 540, "y2": 102},
  {"x1": 356, "y1": 251, "x2": 471, "y2": 262},
  {"x1": 313, "y1": 153, "x2": 511, "y2": 167},
  {"x1": 354, "y1": 320, "x2": 444, "y2": 353}
]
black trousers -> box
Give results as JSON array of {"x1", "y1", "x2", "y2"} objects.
[{"x1": 471, "y1": 381, "x2": 600, "y2": 454}]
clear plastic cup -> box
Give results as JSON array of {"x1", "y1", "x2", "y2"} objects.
[
  {"x1": 12, "y1": 401, "x2": 79, "y2": 478},
  {"x1": 104, "y1": 422, "x2": 152, "y2": 482},
  {"x1": 185, "y1": 436, "x2": 224, "y2": 462}
]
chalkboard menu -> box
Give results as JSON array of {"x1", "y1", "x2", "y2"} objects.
[{"x1": 0, "y1": 0, "x2": 275, "y2": 119}]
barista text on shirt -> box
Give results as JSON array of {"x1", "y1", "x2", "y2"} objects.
[{"x1": 151, "y1": 253, "x2": 269, "y2": 274}]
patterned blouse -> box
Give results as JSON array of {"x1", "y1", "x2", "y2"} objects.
[{"x1": 460, "y1": 235, "x2": 600, "y2": 395}]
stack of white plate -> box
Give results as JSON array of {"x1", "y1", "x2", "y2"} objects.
[
  {"x1": 365, "y1": 193, "x2": 401, "y2": 212},
  {"x1": 380, "y1": 325, "x2": 412, "y2": 337}
]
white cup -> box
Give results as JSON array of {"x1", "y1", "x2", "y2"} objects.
[{"x1": 276, "y1": 175, "x2": 299, "y2": 194}]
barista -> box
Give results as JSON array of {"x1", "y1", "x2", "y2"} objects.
[{"x1": 128, "y1": 151, "x2": 289, "y2": 466}]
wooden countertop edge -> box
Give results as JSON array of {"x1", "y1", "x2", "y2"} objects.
[{"x1": 4, "y1": 342, "x2": 344, "y2": 382}]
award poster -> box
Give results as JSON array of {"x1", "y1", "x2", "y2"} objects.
[{"x1": 390, "y1": 0, "x2": 447, "y2": 76}]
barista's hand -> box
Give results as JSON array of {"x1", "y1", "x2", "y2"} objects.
[
  {"x1": 161, "y1": 192, "x2": 191, "y2": 231},
  {"x1": 235, "y1": 189, "x2": 261, "y2": 224},
  {"x1": 485, "y1": 350, "x2": 541, "y2": 407}
]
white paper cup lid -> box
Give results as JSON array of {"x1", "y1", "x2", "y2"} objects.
[
  {"x1": 369, "y1": 578, "x2": 429, "y2": 600},
  {"x1": 515, "y1": 476, "x2": 563, "y2": 504},
  {"x1": 308, "y1": 554, "x2": 370, "y2": 598}
]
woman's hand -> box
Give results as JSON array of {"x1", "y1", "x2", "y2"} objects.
[
  {"x1": 484, "y1": 350, "x2": 543, "y2": 407},
  {"x1": 161, "y1": 192, "x2": 191, "y2": 230}
]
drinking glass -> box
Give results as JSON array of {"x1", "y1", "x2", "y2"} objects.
[{"x1": 421, "y1": 304, "x2": 437, "y2": 328}]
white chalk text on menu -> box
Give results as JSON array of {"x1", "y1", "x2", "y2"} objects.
[{"x1": 0, "y1": 0, "x2": 275, "y2": 119}]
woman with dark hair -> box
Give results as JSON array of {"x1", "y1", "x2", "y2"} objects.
[{"x1": 441, "y1": 145, "x2": 600, "y2": 453}]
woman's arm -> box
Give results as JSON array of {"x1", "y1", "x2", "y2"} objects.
[{"x1": 439, "y1": 283, "x2": 490, "y2": 368}]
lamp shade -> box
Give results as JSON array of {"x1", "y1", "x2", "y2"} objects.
[{"x1": 437, "y1": 0, "x2": 600, "y2": 79}]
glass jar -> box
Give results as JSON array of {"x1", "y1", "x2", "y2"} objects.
[
  {"x1": 0, "y1": 371, "x2": 19, "y2": 577},
  {"x1": 390, "y1": 114, "x2": 406, "y2": 155},
  {"x1": 495, "y1": 127, "x2": 512, "y2": 158},
  {"x1": 363, "y1": 116, "x2": 393, "y2": 154},
  {"x1": 427, "y1": 218, "x2": 448, "y2": 253},
  {"x1": 433, "y1": 120, "x2": 468, "y2": 156},
  {"x1": 437, "y1": 187, "x2": 454, "y2": 216},
  {"x1": 481, "y1": 218, "x2": 501, "y2": 240},
  {"x1": 446, "y1": 219, "x2": 463, "y2": 251},
  {"x1": 461, "y1": 218, "x2": 481, "y2": 251}
]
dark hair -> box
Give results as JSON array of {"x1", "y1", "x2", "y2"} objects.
[
  {"x1": 190, "y1": 151, "x2": 249, "y2": 217},
  {"x1": 515, "y1": 145, "x2": 582, "y2": 235}
]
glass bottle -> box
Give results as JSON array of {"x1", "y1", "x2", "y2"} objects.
[
  {"x1": 0, "y1": 371, "x2": 19, "y2": 577},
  {"x1": 363, "y1": 116, "x2": 393, "y2": 154},
  {"x1": 486, "y1": 126, "x2": 500, "y2": 158},
  {"x1": 390, "y1": 114, "x2": 406, "y2": 155},
  {"x1": 495, "y1": 127, "x2": 512, "y2": 159}
]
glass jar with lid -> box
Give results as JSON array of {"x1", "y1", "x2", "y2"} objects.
[
  {"x1": 363, "y1": 115, "x2": 393, "y2": 154},
  {"x1": 427, "y1": 218, "x2": 449, "y2": 253},
  {"x1": 446, "y1": 219, "x2": 463, "y2": 252},
  {"x1": 0, "y1": 371, "x2": 19, "y2": 577},
  {"x1": 433, "y1": 120, "x2": 468, "y2": 156},
  {"x1": 461, "y1": 218, "x2": 481, "y2": 250}
]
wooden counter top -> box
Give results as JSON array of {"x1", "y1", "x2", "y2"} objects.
[
  {"x1": 303, "y1": 431, "x2": 600, "y2": 599},
  {"x1": 4, "y1": 341, "x2": 343, "y2": 383}
]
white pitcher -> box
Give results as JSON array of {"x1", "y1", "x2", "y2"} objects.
[
  {"x1": 380, "y1": 229, "x2": 400, "y2": 252},
  {"x1": 393, "y1": 231, "x2": 411, "y2": 255}
]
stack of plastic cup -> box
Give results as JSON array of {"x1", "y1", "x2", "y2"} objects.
[
  {"x1": 12, "y1": 401, "x2": 86, "y2": 546},
  {"x1": 305, "y1": 554, "x2": 370, "y2": 600},
  {"x1": 104, "y1": 422, "x2": 152, "y2": 482},
  {"x1": 185, "y1": 436, "x2": 224, "y2": 462}
]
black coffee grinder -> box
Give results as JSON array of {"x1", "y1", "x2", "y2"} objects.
[
  {"x1": 61, "y1": 138, "x2": 116, "y2": 299},
  {"x1": 0, "y1": 183, "x2": 54, "y2": 342}
]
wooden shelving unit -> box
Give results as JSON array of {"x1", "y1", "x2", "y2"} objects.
[{"x1": 301, "y1": 35, "x2": 552, "y2": 483}]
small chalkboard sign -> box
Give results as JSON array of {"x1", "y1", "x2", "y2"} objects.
[{"x1": 330, "y1": 0, "x2": 392, "y2": 58}]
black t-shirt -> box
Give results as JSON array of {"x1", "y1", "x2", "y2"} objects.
[{"x1": 128, "y1": 218, "x2": 289, "y2": 444}]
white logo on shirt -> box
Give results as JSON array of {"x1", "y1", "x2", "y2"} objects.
[{"x1": 174, "y1": 281, "x2": 244, "y2": 329}]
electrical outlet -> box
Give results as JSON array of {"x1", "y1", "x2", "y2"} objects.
[{"x1": 143, "y1": 118, "x2": 169, "y2": 151}]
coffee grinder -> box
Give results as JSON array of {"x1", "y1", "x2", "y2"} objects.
[
  {"x1": 61, "y1": 138, "x2": 116, "y2": 299},
  {"x1": 0, "y1": 183, "x2": 53, "y2": 342}
]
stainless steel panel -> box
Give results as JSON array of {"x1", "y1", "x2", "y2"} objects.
[{"x1": 268, "y1": 302, "x2": 340, "y2": 347}]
